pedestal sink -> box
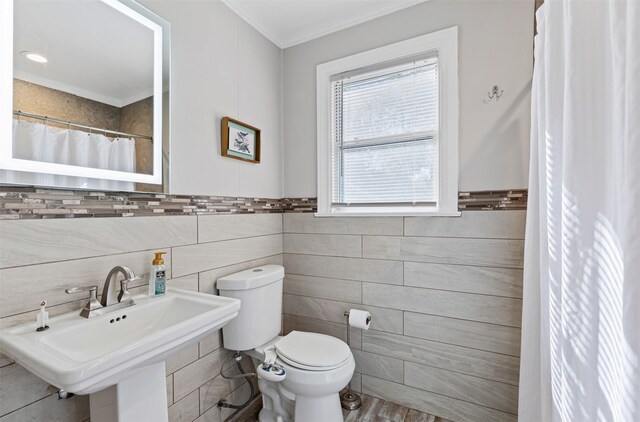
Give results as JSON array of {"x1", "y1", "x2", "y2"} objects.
[{"x1": 0, "y1": 288, "x2": 241, "y2": 422}]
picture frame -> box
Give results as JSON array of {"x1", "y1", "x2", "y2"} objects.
[{"x1": 221, "y1": 117, "x2": 261, "y2": 163}]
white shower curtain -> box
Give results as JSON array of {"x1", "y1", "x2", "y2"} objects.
[
  {"x1": 519, "y1": 1, "x2": 640, "y2": 421},
  {"x1": 1, "y1": 120, "x2": 137, "y2": 191}
]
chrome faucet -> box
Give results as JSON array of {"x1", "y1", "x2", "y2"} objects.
[{"x1": 66, "y1": 266, "x2": 141, "y2": 318}]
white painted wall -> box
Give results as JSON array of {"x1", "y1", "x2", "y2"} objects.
[
  {"x1": 140, "y1": 0, "x2": 283, "y2": 198},
  {"x1": 282, "y1": 0, "x2": 534, "y2": 197}
]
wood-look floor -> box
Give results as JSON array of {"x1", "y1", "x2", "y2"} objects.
[
  {"x1": 234, "y1": 394, "x2": 453, "y2": 422},
  {"x1": 343, "y1": 394, "x2": 453, "y2": 422}
]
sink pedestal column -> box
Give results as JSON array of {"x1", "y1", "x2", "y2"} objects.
[{"x1": 90, "y1": 362, "x2": 168, "y2": 422}]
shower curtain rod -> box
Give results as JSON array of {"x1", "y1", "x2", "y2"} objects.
[{"x1": 12, "y1": 110, "x2": 153, "y2": 141}]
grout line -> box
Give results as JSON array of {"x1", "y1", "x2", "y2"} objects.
[
  {"x1": 282, "y1": 286, "x2": 523, "y2": 323},
  {"x1": 279, "y1": 251, "x2": 524, "y2": 270},
  {"x1": 0, "y1": 392, "x2": 65, "y2": 419},
  {"x1": 0, "y1": 244, "x2": 195, "y2": 271},
  {"x1": 285, "y1": 311, "x2": 521, "y2": 358},
  {"x1": 283, "y1": 252, "x2": 523, "y2": 271}
]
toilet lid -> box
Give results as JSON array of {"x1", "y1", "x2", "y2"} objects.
[{"x1": 275, "y1": 331, "x2": 351, "y2": 371}]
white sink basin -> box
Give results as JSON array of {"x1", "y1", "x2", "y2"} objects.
[{"x1": 0, "y1": 288, "x2": 240, "y2": 422}]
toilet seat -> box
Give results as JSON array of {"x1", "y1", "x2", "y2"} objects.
[{"x1": 275, "y1": 331, "x2": 351, "y2": 371}]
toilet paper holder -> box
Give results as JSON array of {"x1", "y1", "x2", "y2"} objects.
[
  {"x1": 344, "y1": 310, "x2": 372, "y2": 324},
  {"x1": 340, "y1": 310, "x2": 371, "y2": 411}
]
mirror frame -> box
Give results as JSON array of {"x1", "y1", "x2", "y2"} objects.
[{"x1": 0, "y1": 0, "x2": 165, "y2": 185}]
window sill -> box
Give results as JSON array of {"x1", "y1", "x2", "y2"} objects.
[{"x1": 314, "y1": 210, "x2": 462, "y2": 218}]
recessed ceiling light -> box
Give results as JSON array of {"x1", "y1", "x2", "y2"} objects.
[{"x1": 20, "y1": 51, "x2": 48, "y2": 63}]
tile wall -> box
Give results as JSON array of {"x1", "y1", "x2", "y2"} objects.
[
  {"x1": 282, "y1": 211, "x2": 525, "y2": 422},
  {"x1": 0, "y1": 213, "x2": 283, "y2": 421},
  {"x1": 0, "y1": 188, "x2": 526, "y2": 422}
]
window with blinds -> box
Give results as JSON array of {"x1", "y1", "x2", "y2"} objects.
[{"x1": 330, "y1": 57, "x2": 439, "y2": 207}]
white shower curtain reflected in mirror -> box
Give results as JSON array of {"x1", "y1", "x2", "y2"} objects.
[
  {"x1": 520, "y1": 1, "x2": 640, "y2": 421},
  {"x1": 1, "y1": 120, "x2": 136, "y2": 191}
]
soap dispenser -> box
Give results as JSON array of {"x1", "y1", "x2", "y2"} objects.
[{"x1": 149, "y1": 252, "x2": 167, "y2": 296}]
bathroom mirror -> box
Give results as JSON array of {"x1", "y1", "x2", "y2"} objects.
[{"x1": 0, "y1": 0, "x2": 170, "y2": 192}]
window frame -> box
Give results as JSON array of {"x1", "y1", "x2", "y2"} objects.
[{"x1": 316, "y1": 27, "x2": 459, "y2": 216}]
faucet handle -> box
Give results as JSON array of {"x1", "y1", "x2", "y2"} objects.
[
  {"x1": 65, "y1": 286, "x2": 97, "y2": 295},
  {"x1": 65, "y1": 285, "x2": 103, "y2": 317},
  {"x1": 118, "y1": 276, "x2": 142, "y2": 304}
]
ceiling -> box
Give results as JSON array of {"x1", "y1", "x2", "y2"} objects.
[
  {"x1": 13, "y1": 0, "x2": 155, "y2": 108},
  {"x1": 221, "y1": 0, "x2": 430, "y2": 49}
]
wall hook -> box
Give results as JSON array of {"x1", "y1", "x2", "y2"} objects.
[{"x1": 483, "y1": 85, "x2": 504, "y2": 103}]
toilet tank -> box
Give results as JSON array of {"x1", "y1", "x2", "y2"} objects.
[{"x1": 217, "y1": 265, "x2": 284, "y2": 351}]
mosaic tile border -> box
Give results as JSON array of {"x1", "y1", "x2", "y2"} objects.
[
  {"x1": 281, "y1": 197, "x2": 317, "y2": 213},
  {"x1": 0, "y1": 186, "x2": 281, "y2": 220},
  {"x1": 0, "y1": 186, "x2": 527, "y2": 219},
  {"x1": 458, "y1": 189, "x2": 528, "y2": 210}
]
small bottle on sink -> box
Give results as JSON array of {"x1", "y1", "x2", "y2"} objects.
[{"x1": 149, "y1": 252, "x2": 167, "y2": 296}]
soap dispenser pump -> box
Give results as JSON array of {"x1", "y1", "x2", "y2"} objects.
[{"x1": 149, "y1": 252, "x2": 167, "y2": 296}]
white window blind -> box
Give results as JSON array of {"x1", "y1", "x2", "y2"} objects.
[{"x1": 331, "y1": 57, "x2": 439, "y2": 206}]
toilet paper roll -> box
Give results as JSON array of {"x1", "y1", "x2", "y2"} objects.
[{"x1": 348, "y1": 309, "x2": 371, "y2": 330}]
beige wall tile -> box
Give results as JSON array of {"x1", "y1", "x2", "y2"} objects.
[
  {"x1": 404, "y1": 211, "x2": 526, "y2": 239},
  {"x1": 173, "y1": 348, "x2": 233, "y2": 401},
  {"x1": 405, "y1": 362, "x2": 519, "y2": 414},
  {"x1": 198, "y1": 214, "x2": 282, "y2": 243},
  {"x1": 0, "y1": 249, "x2": 172, "y2": 318},
  {"x1": 283, "y1": 294, "x2": 402, "y2": 334},
  {"x1": 0, "y1": 363, "x2": 50, "y2": 416},
  {"x1": 404, "y1": 262, "x2": 523, "y2": 298},
  {"x1": 199, "y1": 330, "x2": 223, "y2": 358},
  {"x1": 284, "y1": 213, "x2": 403, "y2": 235},
  {"x1": 167, "y1": 375, "x2": 174, "y2": 406},
  {"x1": 363, "y1": 283, "x2": 522, "y2": 327},
  {"x1": 0, "y1": 393, "x2": 89, "y2": 422},
  {"x1": 172, "y1": 234, "x2": 283, "y2": 277},
  {"x1": 404, "y1": 312, "x2": 521, "y2": 356},
  {"x1": 362, "y1": 376, "x2": 517, "y2": 422},
  {"x1": 0, "y1": 354, "x2": 14, "y2": 368},
  {"x1": 168, "y1": 390, "x2": 199, "y2": 422},
  {"x1": 362, "y1": 330, "x2": 520, "y2": 385},
  {"x1": 166, "y1": 343, "x2": 200, "y2": 375},
  {"x1": 284, "y1": 274, "x2": 361, "y2": 303},
  {"x1": 0, "y1": 216, "x2": 196, "y2": 268},
  {"x1": 350, "y1": 372, "x2": 362, "y2": 393},
  {"x1": 169, "y1": 274, "x2": 199, "y2": 292},
  {"x1": 198, "y1": 254, "x2": 283, "y2": 295},
  {"x1": 283, "y1": 234, "x2": 362, "y2": 257},
  {"x1": 363, "y1": 236, "x2": 524, "y2": 269},
  {"x1": 194, "y1": 404, "x2": 221, "y2": 422},
  {"x1": 353, "y1": 350, "x2": 403, "y2": 383},
  {"x1": 284, "y1": 254, "x2": 402, "y2": 284}
]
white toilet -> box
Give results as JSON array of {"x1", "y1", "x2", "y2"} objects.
[{"x1": 217, "y1": 265, "x2": 355, "y2": 422}]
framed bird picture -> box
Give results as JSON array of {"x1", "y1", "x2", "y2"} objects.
[{"x1": 221, "y1": 117, "x2": 261, "y2": 163}]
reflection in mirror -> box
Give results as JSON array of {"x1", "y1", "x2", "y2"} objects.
[{"x1": 0, "y1": 0, "x2": 170, "y2": 192}]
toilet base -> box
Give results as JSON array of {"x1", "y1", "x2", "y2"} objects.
[
  {"x1": 258, "y1": 378, "x2": 293, "y2": 422},
  {"x1": 294, "y1": 393, "x2": 343, "y2": 422},
  {"x1": 257, "y1": 380, "x2": 344, "y2": 422}
]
